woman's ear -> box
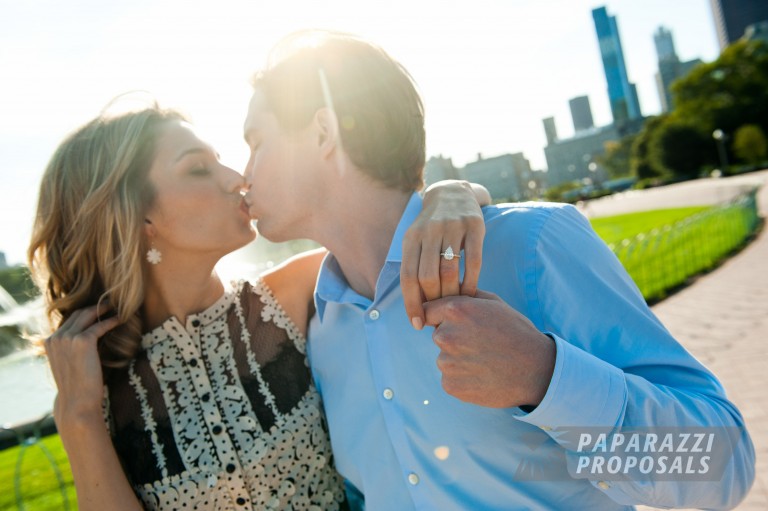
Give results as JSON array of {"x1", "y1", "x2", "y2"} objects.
[{"x1": 144, "y1": 218, "x2": 156, "y2": 238}]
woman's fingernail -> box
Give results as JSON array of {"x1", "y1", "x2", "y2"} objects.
[{"x1": 411, "y1": 317, "x2": 423, "y2": 330}]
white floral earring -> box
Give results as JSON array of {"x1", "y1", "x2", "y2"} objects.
[{"x1": 146, "y1": 245, "x2": 162, "y2": 265}]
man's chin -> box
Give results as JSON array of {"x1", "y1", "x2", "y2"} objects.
[{"x1": 253, "y1": 220, "x2": 286, "y2": 243}]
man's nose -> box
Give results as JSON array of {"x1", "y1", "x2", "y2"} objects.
[{"x1": 243, "y1": 155, "x2": 255, "y2": 183}]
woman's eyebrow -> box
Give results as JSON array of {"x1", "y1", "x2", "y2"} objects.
[{"x1": 175, "y1": 146, "x2": 211, "y2": 162}]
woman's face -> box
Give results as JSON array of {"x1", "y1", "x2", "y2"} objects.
[{"x1": 144, "y1": 120, "x2": 256, "y2": 262}]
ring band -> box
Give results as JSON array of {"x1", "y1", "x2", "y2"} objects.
[{"x1": 440, "y1": 246, "x2": 460, "y2": 261}]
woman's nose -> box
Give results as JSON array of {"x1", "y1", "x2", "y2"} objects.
[{"x1": 221, "y1": 165, "x2": 246, "y2": 194}]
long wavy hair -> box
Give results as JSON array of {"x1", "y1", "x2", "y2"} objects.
[{"x1": 28, "y1": 106, "x2": 186, "y2": 367}]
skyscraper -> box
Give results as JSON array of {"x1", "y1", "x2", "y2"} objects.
[
  {"x1": 542, "y1": 117, "x2": 558, "y2": 145},
  {"x1": 654, "y1": 26, "x2": 677, "y2": 61},
  {"x1": 653, "y1": 26, "x2": 703, "y2": 112},
  {"x1": 592, "y1": 6, "x2": 642, "y2": 124},
  {"x1": 568, "y1": 96, "x2": 595, "y2": 132},
  {"x1": 710, "y1": 0, "x2": 768, "y2": 49}
]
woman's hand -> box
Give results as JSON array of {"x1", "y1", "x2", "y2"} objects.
[
  {"x1": 402, "y1": 180, "x2": 489, "y2": 329},
  {"x1": 45, "y1": 305, "x2": 119, "y2": 429},
  {"x1": 44, "y1": 306, "x2": 143, "y2": 511}
]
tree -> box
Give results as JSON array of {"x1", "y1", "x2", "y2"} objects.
[
  {"x1": 671, "y1": 40, "x2": 768, "y2": 148},
  {"x1": 732, "y1": 124, "x2": 768, "y2": 165},
  {"x1": 0, "y1": 266, "x2": 37, "y2": 305},
  {"x1": 649, "y1": 122, "x2": 712, "y2": 178},
  {"x1": 630, "y1": 115, "x2": 667, "y2": 180},
  {"x1": 597, "y1": 135, "x2": 636, "y2": 178},
  {"x1": 626, "y1": 40, "x2": 768, "y2": 182}
]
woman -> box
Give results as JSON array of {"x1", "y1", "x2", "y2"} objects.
[{"x1": 29, "y1": 105, "x2": 488, "y2": 510}]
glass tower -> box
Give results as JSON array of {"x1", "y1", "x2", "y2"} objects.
[
  {"x1": 710, "y1": 0, "x2": 768, "y2": 49},
  {"x1": 592, "y1": 6, "x2": 642, "y2": 124}
]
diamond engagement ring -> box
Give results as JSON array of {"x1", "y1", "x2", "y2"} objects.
[{"x1": 440, "y1": 246, "x2": 460, "y2": 261}]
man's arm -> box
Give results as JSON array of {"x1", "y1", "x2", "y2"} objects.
[{"x1": 423, "y1": 204, "x2": 755, "y2": 510}]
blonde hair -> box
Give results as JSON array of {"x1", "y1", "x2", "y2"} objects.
[{"x1": 28, "y1": 106, "x2": 185, "y2": 367}]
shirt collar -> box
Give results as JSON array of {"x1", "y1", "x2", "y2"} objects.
[{"x1": 314, "y1": 192, "x2": 422, "y2": 322}]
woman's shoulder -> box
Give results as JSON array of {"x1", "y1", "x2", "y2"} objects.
[{"x1": 255, "y1": 248, "x2": 327, "y2": 336}]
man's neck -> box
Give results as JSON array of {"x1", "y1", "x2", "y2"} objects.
[{"x1": 310, "y1": 180, "x2": 412, "y2": 300}]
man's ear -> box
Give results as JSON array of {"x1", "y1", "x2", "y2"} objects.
[{"x1": 314, "y1": 108, "x2": 340, "y2": 159}]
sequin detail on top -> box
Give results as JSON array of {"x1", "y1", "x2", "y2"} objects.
[{"x1": 105, "y1": 279, "x2": 345, "y2": 510}]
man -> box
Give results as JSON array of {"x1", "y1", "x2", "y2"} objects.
[{"x1": 242, "y1": 30, "x2": 755, "y2": 510}]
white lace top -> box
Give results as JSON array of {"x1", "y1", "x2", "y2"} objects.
[{"x1": 104, "y1": 279, "x2": 345, "y2": 510}]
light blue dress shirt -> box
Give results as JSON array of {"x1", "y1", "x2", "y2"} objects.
[{"x1": 308, "y1": 194, "x2": 755, "y2": 511}]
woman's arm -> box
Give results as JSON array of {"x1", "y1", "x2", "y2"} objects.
[
  {"x1": 267, "y1": 181, "x2": 490, "y2": 334},
  {"x1": 402, "y1": 180, "x2": 489, "y2": 329},
  {"x1": 45, "y1": 307, "x2": 143, "y2": 511},
  {"x1": 427, "y1": 180, "x2": 491, "y2": 207}
]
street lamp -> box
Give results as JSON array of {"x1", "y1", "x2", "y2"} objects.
[{"x1": 712, "y1": 129, "x2": 729, "y2": 175}]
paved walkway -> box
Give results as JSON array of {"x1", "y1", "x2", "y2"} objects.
[
  {"x1": 580, "y1": 171, "x2": 767, "y2": 218},
  {"x1": 589, "y1": 171, "x2": 768, "y2": 510}
]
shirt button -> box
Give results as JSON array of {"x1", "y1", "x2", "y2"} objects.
[
  {"x1": 226, "y1": 463, "x2": 236, "y2": 473},
  {"x1": 191, "y1": 319, "x2": 201, "y2": 327},
  {"x1": 236, "y1": 497, "x2": 247, "y2": 505},
  {"x1": 597, "y1": 481, "x2": 610, "y2": 490},
  {"x1": 407, "y1": 472, "x2": 420, "y2": 485},
  {"x1": 382, "y1": 388, "x2": 394, "y2": 400},
  {"x1": 212, "y1": 424, "x2": 223, "y2": 435},
  {"x1": 201, "y1": 392, "x2": 211, "y2": 402},
  {"x1": 189, "y1": 358, "x2": 198, "y2": 367},
  {"x1": 368, "y1": 309, "x2": 380, "y2": 320}
]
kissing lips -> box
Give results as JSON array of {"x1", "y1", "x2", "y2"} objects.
[{"x1": 240, "y1": 197, "x2": 257, "y2": 220}]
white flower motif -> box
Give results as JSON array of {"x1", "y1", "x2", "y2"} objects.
[
  {"x1": 146, "y1": 247, "x2": 162, "y2": 265},
  {"x1": 124, "y1": 279, "x2": 345, "y2": 510}
]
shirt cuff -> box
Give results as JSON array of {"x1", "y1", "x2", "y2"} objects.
[{"x1": 515, "y1": 332, "x2": 627, "y2": 431}]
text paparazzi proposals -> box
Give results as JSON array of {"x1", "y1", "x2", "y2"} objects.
[{"x1": 513, "y1": 427, "x2": 745, "y2": 482}]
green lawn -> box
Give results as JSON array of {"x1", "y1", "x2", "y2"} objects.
[
  {"x1": 590, "y1": 206, "x2": 710, "y2": 245},
  {"x1": 0, "y1": 434, "x2": 76, "y2": 510},
  {"x1": 590, "y1": 199, "x2": 758, "y2": 301}
]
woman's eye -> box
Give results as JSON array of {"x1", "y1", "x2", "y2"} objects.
[{"x1": 190, "y1": 166, "x2": 209, "y2": 176}]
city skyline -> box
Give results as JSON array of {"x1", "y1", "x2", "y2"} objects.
[{"x1": 0, "y1": 0, "x2": 720, "y2": 265}]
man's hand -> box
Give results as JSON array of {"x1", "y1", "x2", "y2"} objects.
[{"x1": 423, "y1": 290, "x2": 556, "y2": 409}]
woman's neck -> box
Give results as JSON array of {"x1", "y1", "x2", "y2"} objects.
[{"x1": 141, "y1": 256, "x2": 225, "y2": 331}]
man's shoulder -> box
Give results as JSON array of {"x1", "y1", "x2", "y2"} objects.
[
  {"x1": 482, "y1": 201, "x2": 581, "y2": 235},
  {"x1": 483, "y1": 200, "x2": 575, "y2": 216}
]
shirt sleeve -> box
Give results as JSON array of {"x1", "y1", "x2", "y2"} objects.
[{"x1": 514, "y1": 204, "x2": 755, "y2": 510}]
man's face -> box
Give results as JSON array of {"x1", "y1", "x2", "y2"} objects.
[{"x1": 242, "y1": 89, "x2": 319, "y2": 242}]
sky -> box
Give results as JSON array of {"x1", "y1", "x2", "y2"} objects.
[{"x1": 0, "y1": 0, "x2": 720, "y2": 266}]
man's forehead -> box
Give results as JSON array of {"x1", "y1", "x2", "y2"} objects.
[{"x1": 243, "y1": 90, "x2": 269, "y2": 135}]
